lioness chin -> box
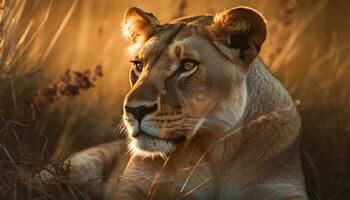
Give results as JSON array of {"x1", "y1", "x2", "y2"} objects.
[{"x1": 39, "y1": 6, "x2": 308, "y2": 200}]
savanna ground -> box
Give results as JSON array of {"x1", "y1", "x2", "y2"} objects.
[{"x1": 0, "y1": 0, "x2": 349, "y2": 199}]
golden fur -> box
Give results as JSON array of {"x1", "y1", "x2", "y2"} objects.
[{"x1": 39, "y1": 6, "x2": 308, "y2": 199}]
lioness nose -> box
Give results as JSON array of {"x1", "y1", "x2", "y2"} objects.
[{"x1": 125, "y1": 104, "x2": 158, "y2": 122}]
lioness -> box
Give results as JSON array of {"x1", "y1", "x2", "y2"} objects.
[{"x1": 39, "y1": 6, "x2": 308, "y2": 200}]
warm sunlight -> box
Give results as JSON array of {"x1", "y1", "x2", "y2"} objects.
[{"x1": 0, "y1": 0, "x2": 349, "y2": 199}]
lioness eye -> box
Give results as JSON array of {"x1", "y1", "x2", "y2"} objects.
[
  {"x1": 181, "y1": 59, "x2": 198, "y2": 71},
  {"x1": 176, "y1": 59, "x2": 199, "y2": 78},
  {"x1": 130, "y1": 60, "x2": 143, "y2": 75}
]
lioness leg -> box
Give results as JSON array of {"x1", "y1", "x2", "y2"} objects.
[{"x1": 37, "y1": 140, "x2": 128, "y2": 196}]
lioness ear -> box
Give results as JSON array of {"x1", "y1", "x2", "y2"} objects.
[
  {"x1": 121, "y1": 7, "x2": 160, "y2": 43},
  {"x1": 208, "y1": 7, "x2": 267, "y2": 67}
]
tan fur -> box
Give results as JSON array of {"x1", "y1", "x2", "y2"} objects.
[{"x1": 40, "y1": 7, "x2": 308, "y2": 199}]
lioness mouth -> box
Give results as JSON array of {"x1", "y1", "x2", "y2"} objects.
[{"x1": 137, "y1": 130, "x2": 186, "y2": 144}]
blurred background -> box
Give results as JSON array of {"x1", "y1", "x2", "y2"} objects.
[{"x1": 0, "y1": 0, "x2": 349, "y2": 199}]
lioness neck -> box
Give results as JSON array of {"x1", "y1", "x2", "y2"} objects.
[{"x1": 244, "y1": 57, "x2": 297, "y2": 121}]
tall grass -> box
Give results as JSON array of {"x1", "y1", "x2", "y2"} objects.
[{"x1": 0, "y1": 0, "x2": 349, "y2": 199}]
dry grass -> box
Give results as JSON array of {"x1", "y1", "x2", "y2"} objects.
[{"x1": 0, "y1": 0, "x2": 349, "y2": 199}]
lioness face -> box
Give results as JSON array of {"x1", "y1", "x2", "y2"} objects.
[{"x1": 121, "y1": 7, "x2": 266, "y2": 158}]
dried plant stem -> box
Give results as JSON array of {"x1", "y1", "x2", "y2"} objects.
[
  {"x1": 147, "y1": 157, "x2": 170, "y2": 200},
  {"x1": 39, "y1": 0, "x2": 78, "y2": 68},
  {"x1": 179, "y1": 178, "x2": 211, "y2": 199},
  {"x1": 0, "y1": 0, "x2": 27, "y2": 80},
  {"x1": 271, "y1": 0, "x2": 328, "y2": 71},
  {"x1": 10, "y1": 0, "x2": 53, "y2": 67}
]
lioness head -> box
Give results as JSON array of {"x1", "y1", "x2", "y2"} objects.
[{"x1": 121, "y1": 6, "x2": 267, "y2": 158}]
